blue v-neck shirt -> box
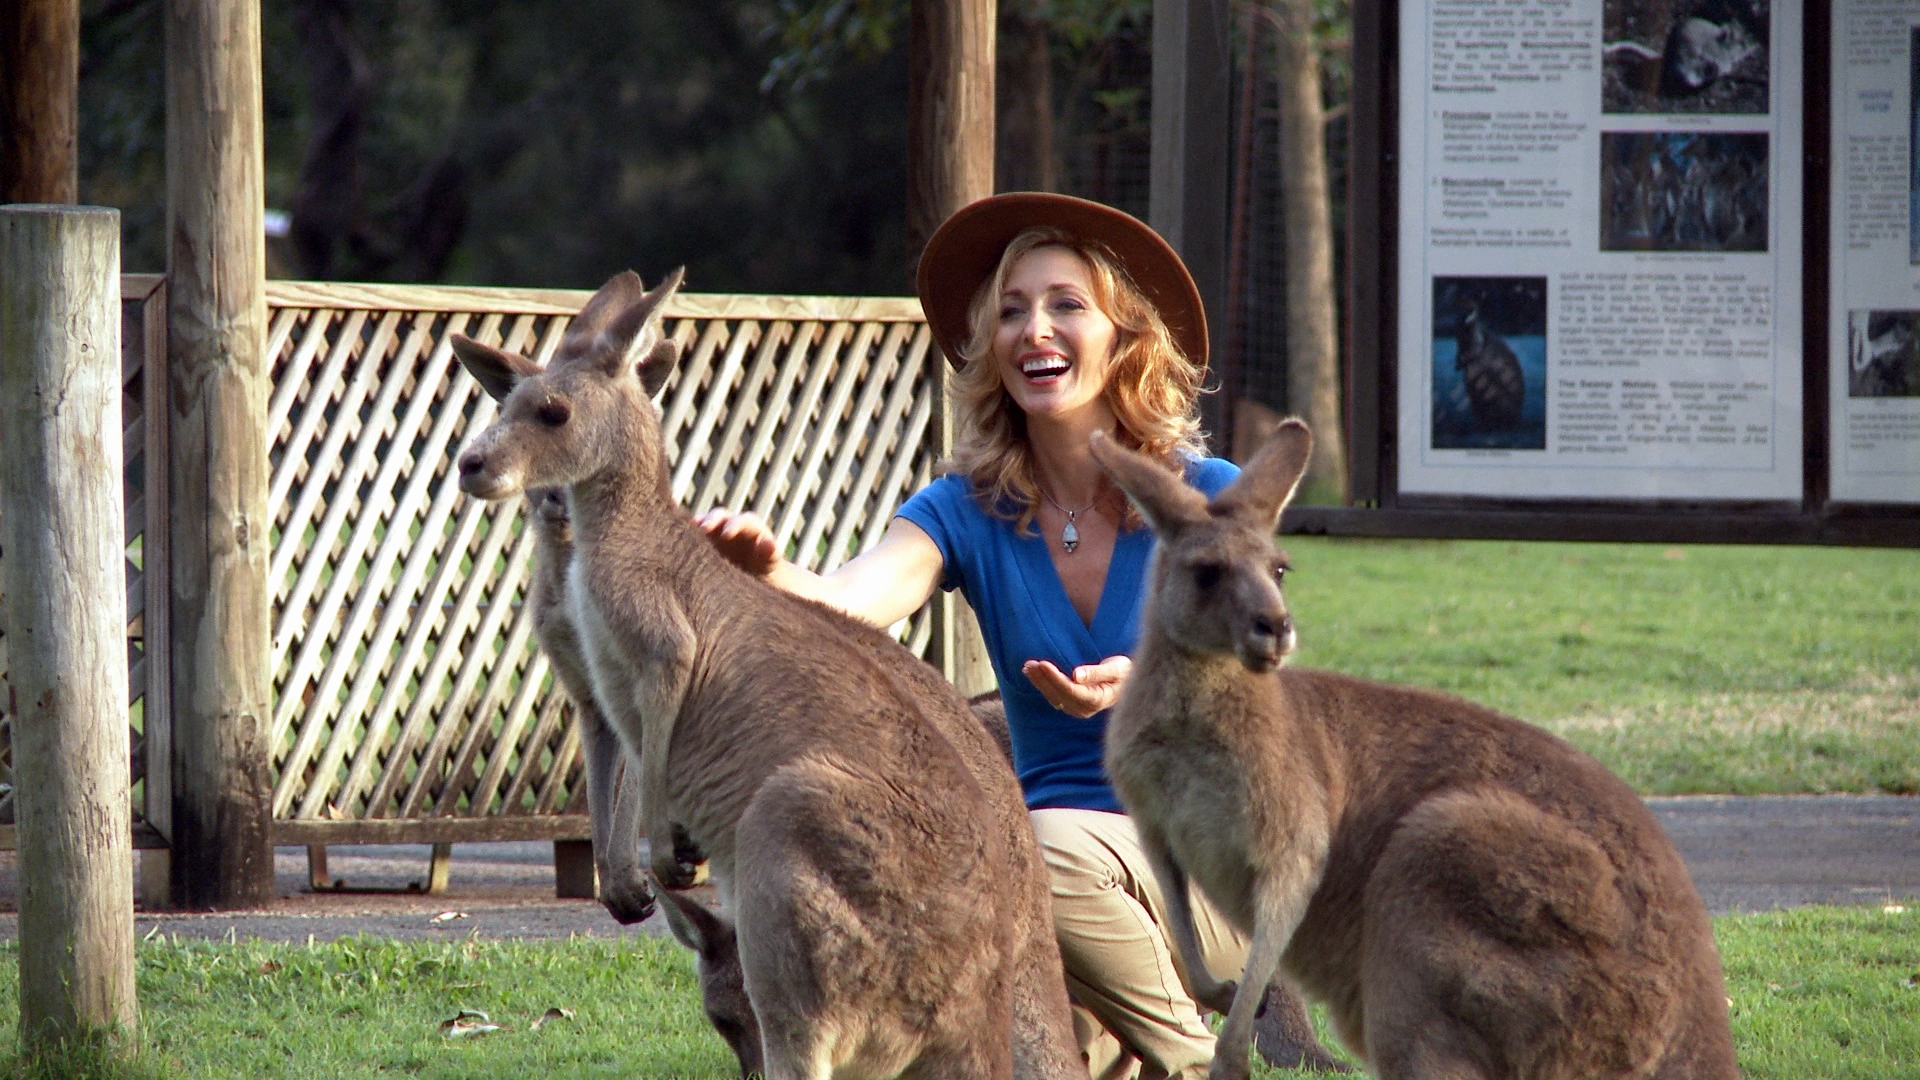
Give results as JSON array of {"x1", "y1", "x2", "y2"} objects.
[{"x1": 896, "y1": 456, "x2": 1241, "y2": 812}]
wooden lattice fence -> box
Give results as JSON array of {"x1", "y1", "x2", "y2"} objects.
[{"x1": 0, "y1": 278, "x2": 955, "y2": 850}]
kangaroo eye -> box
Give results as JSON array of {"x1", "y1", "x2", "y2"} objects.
[
  {"x1": 535, "y1": 398, "x2": 571, "y2": 427},
  {"x1": 1192, "y1": 563, "x2": 1223, "y2": 590},
  {"x1": 1274, "y1": 564, "x2": 1289, "y2": 584}
]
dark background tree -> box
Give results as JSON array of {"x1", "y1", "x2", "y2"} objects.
[{"x1": 79, "y1": 0, "x2": 917, "y2": 292}]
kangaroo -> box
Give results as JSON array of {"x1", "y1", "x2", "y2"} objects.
[
  {"x1": 456, "y1": 324, "x2": 658, "y2": 926},
  {"x1": 659, "y1": 886, "x2": 763, "y2": 1080},
  {"x1": 1453, "y1": 303, "x2": 1525, "y2": 432},
  {"x1": 450, "y1": 270, "x2": 1080, "y2": 1080},
  {"x1": 658, "y1": 690, "x2": 1021, "y2": 1080},
  {"x1": 1088, "y1": 419, "x2": 1739, "y2": 1080}
]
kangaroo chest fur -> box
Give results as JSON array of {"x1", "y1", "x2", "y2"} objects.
[{"x1": 1107, "y1": 656, "x2": 1333, "y2": 932}]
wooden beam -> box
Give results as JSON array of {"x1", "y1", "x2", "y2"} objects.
[
  {"x1": 1, "y1": 204, "x2": 139, "y2": 1048},
  {"x1": 261, "y1": 279, "x2": 929, "y2": 321},
  {"x1": 0, "y1": 0, "x2": 80, "y2": 203},
  {"x1": 164, "y1": 0, "x2": 274, "y2": 909},
  {"x1": 1281, "y1": 506, "x2": 1920, "y2": 549},
  {"x1": 1149, "y1": 0, "x2": 1232, "y2": 444},
  {"x1": 271, "y1": 815, "x2": 594, "y2": 847},
  {"x1": 907, "y1": 0, "x2": 996, "y2": 262}
]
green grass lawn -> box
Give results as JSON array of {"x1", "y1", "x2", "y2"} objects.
[
  {"x1": 1280, "y1": 538, "x2": 1920, "y2": 795},
  {"x1": 5, "y1": 538, "x2": 1915, "y2": 1077},
  {"x1": 4, "y1": 906, "x2": 1916, "y2": 1079}
]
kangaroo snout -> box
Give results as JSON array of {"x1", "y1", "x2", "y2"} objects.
[
  {"x1": 456, "y1": 445, "x2": 521, "y2": 499},
  {"x1": 1243, "y1": 612, "x2": 1294, "y2": 672}
]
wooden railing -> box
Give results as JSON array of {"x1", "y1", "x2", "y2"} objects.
[{"x1": 0, "y1": 278, "x2": 955, "y2": 848}]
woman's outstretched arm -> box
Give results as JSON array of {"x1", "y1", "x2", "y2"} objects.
[{"x1": 698, "y1": 509, "x2": 944, "y2": 630}]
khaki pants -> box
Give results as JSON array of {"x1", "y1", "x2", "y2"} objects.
[{"x1": 1031, "y1": 807, "x2": 1249, "y2": 1080}]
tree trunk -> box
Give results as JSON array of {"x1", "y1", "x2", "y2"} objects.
[
  {"x1": 1, "y1": 205, "x2": 139, "y2": 1050},
  {"x1": 1, "y1": 0, "x2": 80, "y2": 203},
  {"x1": 996, "y1": 1, "x2": 1054, "y2": 194},
  {"x1": 1273, "y1": 0, "x2": 1347, "y2": 499},
  {"x1": 164, "y1": 0, "x2": 276, "y2": 909},
  {"x1": 907, "y1": 0, "x2": 996, "y2": 264}
]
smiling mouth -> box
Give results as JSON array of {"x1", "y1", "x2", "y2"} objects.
[{"x1": 1021, "y1": 356, "x2": 1071, "y2": 381}]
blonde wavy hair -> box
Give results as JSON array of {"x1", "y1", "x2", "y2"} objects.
[{"x1": 946, "y1": 227, "x2": 1208, "y2": 534}]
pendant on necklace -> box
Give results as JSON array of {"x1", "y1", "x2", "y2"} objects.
[{"x1": 1061, "y1": 513, "x2": 1080, "y2": 554}]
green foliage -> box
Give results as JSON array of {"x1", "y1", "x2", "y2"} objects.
[
  {"x1": 80, "y1": 0, "x2": 915, "y2": 293},
  {"x1": 761, "y1": 0, "x2": 905, "y2": 92},
  {"x1": 1281, "y1": 537, "x2": 1920, "y2": 794}
]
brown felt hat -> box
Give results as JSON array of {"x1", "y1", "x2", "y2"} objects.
[{"x1": 916, "y1": 192, "x2": 1209, "y2": 372}]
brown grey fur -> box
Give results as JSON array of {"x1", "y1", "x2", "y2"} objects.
[
  {"x1": 457, "y1": 327, "x2": 657, "y2": 926},
  {"x1": 1089, "y1": 420, "x2": 1739, "y2": 1080},
  {"x1": 525, "y1": 485, "x2": 656, "y2": 924},
  {"x1": 660, "y1": 886, "x2": 764, "y2": 1079},
  {"x1": 660, "y1": 692, "x2": 1036, "y2": 1080},
  {"x1": 450, "y1": 270, "x2": 1080, "y2": 1080}
]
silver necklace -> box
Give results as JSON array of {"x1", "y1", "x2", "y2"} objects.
[{"x1": 1039, "y1": 486, "x2": 1098, "y2": 553}]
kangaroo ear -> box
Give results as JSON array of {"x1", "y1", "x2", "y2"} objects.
[
  {"x1": 450, "y1": 335, "x2": 542, "y2": 402},
  {"x1": 568, "y1": 270, "x2": 647, "y2": 345},
  {"x1": 1087, "y1": 431, "x2": 1208, "y2": 536},
  {"x1": 599, "y1": 266, "x2": 687, "y2": 377},
  {"x1": 636, "y1": 336, "x2": 680, "y2": 399},
  {"x1": 1213, "y1": 418, "x2": 1312, "y2": 529},
  {"x1": 657, "y1": 886, "x2": 725, "y2": 957}
]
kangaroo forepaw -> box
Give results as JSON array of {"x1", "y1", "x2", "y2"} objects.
[
  {"x1": 1197, "y1": 978, "x2": 1239, "y2": 1018},
  {"x1": 651, "y1": 851, "x2": 700, "y2": 890},
  {"x1": 599, "y1": 876, "x2": 658, "y2": 925},
  {"x1": 672, "y1": 824, "x2": 707, "y2": 866}
]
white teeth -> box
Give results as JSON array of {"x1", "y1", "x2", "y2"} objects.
[{"x1": 1022, "y1": 357, "x2": 1070, "y2": 378}]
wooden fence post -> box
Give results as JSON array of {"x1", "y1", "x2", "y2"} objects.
[
  {"x1": 907, "y1": 0, "x2": 996, "y2": 260},
  {"x1": 0, "y1": 0, "x2": 80, "y2": 204},
  {"x1": 165, "y1": 0, "x2": 275, "y2": 907},
  {"x1": 0, "y1": 204, "x2": 139, "y2": 1050},
  {"x1": 909, "y1": 0, "x2": 999, "y2": 697},
  {"x1": 1150, "y1": 0, "x2": 1232, "y2": 446}
]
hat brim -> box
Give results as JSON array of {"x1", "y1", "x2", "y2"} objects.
[{"x1": 915, "y1": 192, "x2": 1208, "y2": 373}]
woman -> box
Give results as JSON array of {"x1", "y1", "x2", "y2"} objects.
[{"x1": 700, "y1": 193, "x2": 1334, "y2": 1080}]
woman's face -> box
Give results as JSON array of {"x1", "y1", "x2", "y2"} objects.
[{"x1": 990, "y1": 245, "x2": 1119, "y2": 426}]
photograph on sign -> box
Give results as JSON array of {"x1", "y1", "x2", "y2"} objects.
[
  {"x1": 1601, "y1": 0, "x2": 1770, "y2": 115},
  {"x1": 1847, "y1": 312, "x2": 1920, "y2": 398},
  {"x1": 1826, "y1": 0, "x2": 1920, "y2": 502},
  {"x1": 1398, "y1": 0, "x2": 1801, "y2": 501},
  {"x1": 1432, "y1": 276, "x2": 1548, "y2": 450},
  {"x1": 1598, "y1": 132, "x2": 1767, "y2": 252}
]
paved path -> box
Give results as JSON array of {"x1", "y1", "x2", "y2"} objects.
[{"x1": 0, "y1": 795, "x2": 1912, "y2": 944}]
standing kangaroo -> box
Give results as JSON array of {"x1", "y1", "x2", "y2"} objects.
[
  {"x1": 1088, "y1": 420, "x2": 1739, "y2": 1080},
  {"x1": 456, "y1": 320, "x2": 657, "y2": 926},
  {"x1": 451, "y1": 270, "x2": 1080, "y2": 1080}
]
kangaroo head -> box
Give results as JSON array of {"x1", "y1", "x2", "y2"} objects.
[
  {"x1": 658, "y1": 888, "x2": 764, "y2": 1079},
  {"x1": 450, "y1": 268, "x2": 685, "y2": 501},
  {"x1": 1089, "y1": 420, "x2": 1312, "y2": 673}
]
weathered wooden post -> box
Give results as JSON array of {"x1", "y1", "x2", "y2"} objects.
[
  {"x1": 1, "y1": 0, "x2": 80, "y2": 204},
  {"x1": 0, "y1": 204, "x2": 140, "y2": 1050},
  {"x1": 907, "y1": 0, "x2": 996, "y2": 259},
  {"x1": 164, "y1": 0, "x2": 275, "y2": 907},
  {"x1": 909, "y1": 0, "x2": 998, "y2": 697},
  {"x1": 1151, "y1": 0, "x2": 1231, "y2": 444}
]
